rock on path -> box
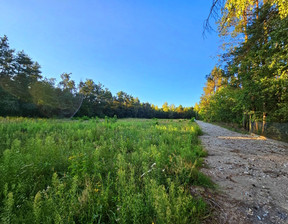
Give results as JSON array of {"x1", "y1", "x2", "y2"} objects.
[{"x1": 196, "y1": 120, "x2": 288, "y2": 224}]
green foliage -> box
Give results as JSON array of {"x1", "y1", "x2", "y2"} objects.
[
  {"x1": 112, "y1": 114, "x2": 117, "y2": 123},
  {"x1": 0, "y1": 118, "x2": 212, "y2": 223},
  {"x1": 199, "y1": 4, "x2": 288, "y2": 124},
  {"x1": 80, "y1": 115, "x2": 90, "y2": 121},
  {"x1": 1, "y1": 184, "x2": 15, "y2": 224},
  {"x1": 0, "y1": 35, "x2": 196, "y2": 120}
]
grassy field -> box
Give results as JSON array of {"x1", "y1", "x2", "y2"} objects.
[{"x1": 0, "y1": 117, "x2": 213, "y2": 224}]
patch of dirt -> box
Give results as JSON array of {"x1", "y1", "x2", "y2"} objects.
[{"x1": 196, "y1": 120, "x2": 288, "y2": 224}]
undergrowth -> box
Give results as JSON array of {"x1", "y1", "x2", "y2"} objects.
[{"x1": 0, "y1": 117, "x2": 213, "y2": 223}]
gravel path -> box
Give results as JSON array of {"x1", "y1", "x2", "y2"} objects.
[{"x1": 196, "y1": 120, "x2": 288, "y2": 224}]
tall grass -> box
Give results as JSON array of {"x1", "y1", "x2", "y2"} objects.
[{"x1": 0, "y1": 117, "x2": 212, "y2": 223}]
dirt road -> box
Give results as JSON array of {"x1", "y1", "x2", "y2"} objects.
[{"x1": 196, "y1": 121, "x2": 288, "y2": 224}]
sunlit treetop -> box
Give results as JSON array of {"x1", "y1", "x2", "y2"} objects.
[
  {"x1": 206, "y1": 0, "x2": 288, "y2": 37},
  {"x1": 275, "y1": 0, "x2": 288, "y2": 18},
  {"x1": 224, "y1": 0, "x2": 287, "y2": 19}
]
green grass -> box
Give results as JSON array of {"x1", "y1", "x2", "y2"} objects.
[
  {"x1": 0, "y1": 117, "x2": 213, "y2": 224},
  {"x1": 212, "y1": 121, "x2": 249, "y2": 135}
]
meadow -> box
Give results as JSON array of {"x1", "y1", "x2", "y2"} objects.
[{"x1": 0, "y1": 117, "x2": 213, "y2": 224}]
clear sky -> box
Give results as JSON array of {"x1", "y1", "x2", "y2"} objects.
[{"x1": 0, "y1": 0, "x2": 220, "y2": 107}]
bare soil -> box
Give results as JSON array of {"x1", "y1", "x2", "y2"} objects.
[{"x1": 196, "y1": 120, "x2": 288, "y2": 224}]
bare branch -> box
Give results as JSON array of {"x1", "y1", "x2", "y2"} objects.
[{"x1": 203, "y1": 0, "x2": 225, "y2": 37}]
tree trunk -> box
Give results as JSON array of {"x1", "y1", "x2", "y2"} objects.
[
  {"x1": 256, "y1": 0, "x2": 259, "y2": 19},
  {"x1": 249, "y1": 114, "x2": 252, "y2": 132},
  {"x1": 262, "y1": 112, "x2": 267, "y2": 134},
  {"x1": 243, "y1": 10, "x2": 248, "y2": 42}
]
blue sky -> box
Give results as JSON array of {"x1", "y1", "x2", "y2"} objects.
[{"x1": 0, "y1": 0, "x2": 220, "y2": 107}]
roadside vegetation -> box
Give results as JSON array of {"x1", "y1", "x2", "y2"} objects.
[
  {"x1": 212, "y1": 122, "x2": 249, "y2": 135},
  {"x1": 197, "y1": 1, "x2": 288, "y2": 125},
  {"x1": 0, "y1": 117, "x2": 213, "y2": 224}
]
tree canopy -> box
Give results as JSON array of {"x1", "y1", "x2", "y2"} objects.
[
  {"x1": 0, "y1": 35, "x2": 196, "y2": 119},
  {"x1": 198, "y1": 2, "x2": 288, "y2": 124}
]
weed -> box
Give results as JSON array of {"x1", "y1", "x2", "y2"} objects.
[{"x1": 0, "y1": 117, "x2": 212, "y2": 223}]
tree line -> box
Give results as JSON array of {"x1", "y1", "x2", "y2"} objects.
[
  {"x1": 197, "y1": 1, "x2": 288, "y2": 125},
  {"x1": 0, "y1": 35, "x2": 195, "y2": 119}
]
